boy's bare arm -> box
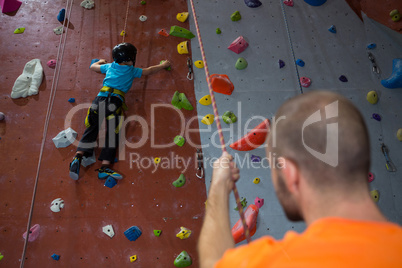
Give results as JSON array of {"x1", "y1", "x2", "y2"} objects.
[
  {"x1": 90, "y1": 59, "x2": 108, "y2": 73},
  {"x1": 142, "y1": 60, "x2": 171, "y2": 76}
]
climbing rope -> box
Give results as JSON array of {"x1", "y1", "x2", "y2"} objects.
[
  {"x1": 279, "y1": 0, "x2": 304, "y2": 94},
  {"x1": 122, "y1": 0, "x2": 130, "y2": 43},
  {"x1": 19, "y1": 0, "x2": 74, "y2": 266},
  {"x1": 188, "y1": 0, "x2": 251, "y2": 243}
]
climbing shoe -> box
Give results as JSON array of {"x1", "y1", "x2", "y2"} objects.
[
  {"x1": 97, "y1": 167, "x2": 123, "y2": 180},
  {"x1": 69, "y1": 156, "x2": 82, "y2": 180}
]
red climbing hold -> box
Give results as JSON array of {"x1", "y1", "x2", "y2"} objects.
[
  {"x1": 228, "y1": 36, "x2": 249, "y2": 54},
  {"x1": 0, "y1": 0, "x2": 22, "y2": 13},
  {"x1": 230, "y1": 119, "x2": 270, "y2": 151},
  {"x1": 210, "y1": 74, "x2": 234, "y2": 95},
  {"x1": 158, "y1": 28, "x2": 169, "y2": 37},
  {"x1": 232, "y1": 204, "x2": 259, "y2": 244}
]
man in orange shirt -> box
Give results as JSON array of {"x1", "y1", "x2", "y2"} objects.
[{"x1": 198, "y1": 91, "x2": 402, "y2": 268}]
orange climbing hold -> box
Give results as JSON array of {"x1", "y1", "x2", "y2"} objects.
[
  {"x1": 210, "y1": 74, "x2": 234, "y2": 95},
  {"x1": 230, "y1": 119, "x2": 270, "y2": 151},
  {"x1": 232, "y1": 204, "x2": 259, "y2": 244},
  {"x1": 158, "y1": 28, "x2": 169, "y2": 37}
]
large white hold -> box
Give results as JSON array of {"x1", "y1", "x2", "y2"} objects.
[
  {"x1": 11, "y1": 59, "x2": 43, "y2": 99},
  {"x1": 52, "y1": 127, "x2": 77, "y2": 148},
  {"x1": 80, "y1": 0, "x2": 94, "y2": 9},
  {"x1": 103, "y1": 225, "x2": 115, "y2": 238},
  {"x1": 50, "y1": 198, "x2": 65, "y2": 213},
  {"x1": 81, "y1": 152, "x2": 96, "y2": 167}
]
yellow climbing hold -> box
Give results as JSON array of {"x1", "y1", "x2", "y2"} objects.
[
  {"x1": 14, "y1": 27, "x2": 25, "y2": 34},
  {"x1": 154, "y1": 157, "x2": 161, "y2": 164},
  {"x1": 370, "y1": 190, "x2": 379, "y2": 203},
  {"x1": 120, "y1": 30, "x2": 126, "y2": 37},
  {"x1": 253, "y1": 178, "x2": 260, "y2": 184},
  {"x1": 366, "y1": 91, "x2": 378, "y2": 104},
  {"x1": 130, "y1": 255, "x2": 137, "y2": 262},
  {"x1": 176, "y1": 12, "x2": 189, "y2": 22},
  {"x1": 397, "y1": 128, "x2": 402, "y2": 141},
  {"x1": 176, "y1": 226, "x2": 192, "y2": 239},
  {"x1": 177, "y1": 41, "x2": 189, "y2": 54},
  {"x1": 194, "y1": 60, "x2": 204, "y2": 68},
  {"x1": 201, "y1": 114, "x2": 215, "y2": 125},
  {"x1": 199, "y1": 95, "x2": 211, "y2": 106}
]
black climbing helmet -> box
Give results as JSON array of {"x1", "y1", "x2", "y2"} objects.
[{"x1": 112, "y1": 43, "x2": 137, "y2": 64}]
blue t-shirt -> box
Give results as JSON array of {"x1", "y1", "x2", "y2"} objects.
[{"x1": 97, "y1": 62, "x2": 143, "y2": 100}]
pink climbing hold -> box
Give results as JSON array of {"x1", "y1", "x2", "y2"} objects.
[
  {"x1": 47, "y1": 59, "x2": 57, "y2": 68},
  {"x1": 300, "y1": 77, "x2": 311, "y2": 87},
  {"x1": 254, "y1": 197, "x2": 264, "y2": 208},
  {"x1": 22, "y1": 224, "x2": 40, "y2": 242},
  {"x1": 0, "y1": 0, "x2": 22, "y2": 13},
  {"x1": 284, "y1": 0, "x2": 294, "y2": 7},
  {"x1": 228, "y1": 36, "x2": 249, "y2": 54},
  {"x1": 368, "y1": 172, "x2": 374, "y2": 183}
]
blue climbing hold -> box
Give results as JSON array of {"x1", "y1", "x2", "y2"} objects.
[
  {"x1": 104, "y1": 177, "x2": 117, "y2": 188},
  {"x1": 279, "y1": 60, "x2": 285, "y2": 68},
  {"x1": 244, "y1": 0, "x2": 262, "y2": 8},
  {"x1": 68, "y1": 98, "x2": 75, "y2": 103},
  {"x1": 114, "y1": 157, "x2": 118, "y2": 163},
  {"x1": 328, "y1": 25, "x2": 336, "y2": 33},
  {"x1": 296, "y1": 59, "x2": 305, "y2": 67},
  {"x1": 124, "y1": 226, "x2": 142, "y2": 241},
  {"x1": 57, "y1": 9, "x2": 66, "y2": 22},
  {"x1": 339, "y1": 75, "x2": 348, "y2": 82},
  {"x1": 51, "y1": 254, "x2": 60, "y2": 261},
  {"x1": 372, "y1": 113, "x2": 381, "y2": 121},
  {"x1": 381, "y1": 58, "x2": 402, "y2": 89},
  {"x1": 90, "y1": 59, "x2": 99, "y2": 68},
  {"x1": 367, "y1": 43, "x2": 376, "y2": 50},
  {"x1": 303, "y1": 0, "x2": 327, "y2": 6}
]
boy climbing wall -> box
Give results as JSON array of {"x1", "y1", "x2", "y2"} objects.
[{"x1": 69, "y1": 42, "x2": 171, "y2": 181}]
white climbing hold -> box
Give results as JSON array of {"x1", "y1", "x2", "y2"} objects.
[
  {"x1": 0, "y1": 112, "x2": 4, "y2": 121},
  {"x1": 52, "y1": 127, "x2": 77, "y2": 148},
  {"x1": 81, "y1": 152, "x2": 96, "y2": 167},
  {"x1": 103, "y1": 225, "x2": 115, "y2": 238},
  {"x1": 53, "y1": 26, "x2": 63, "y2": 35},
  {"x1": 11, "y1": 59, "x2": 43, "y2": 99},
  {"x1": 139, "y1": 15, "x2": 147, "y2": 22},
  {"x1": 50, "y1": 198, "x2": 65, "y2": 213},
  {"x1": 80, "y1": 0, "x2": 94, "y2": 9}
]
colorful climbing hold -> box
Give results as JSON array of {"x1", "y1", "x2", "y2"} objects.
[
  {"x1": 50, "y1": 198, "x2": 64, "y2": 213},
  {"x1": 222, "y1": 111, "x2": 237, "y2": 124},
  {"x1": 68, "y1": 98, "x2": 75, "y2": 103},
  {"x1": 253, "y1": 177, "x2": 260, "y2": 184},
  {"x1": 104, "y1": 177, "x2": 117, "y2": 188},
  {"x1": 176, "y1": 12, "x2": 189, "y2": 22},
  {"x1": 153, "y1": 230, "x2": 162, "y2": 237},
  {"x1": 170, "y1": 26, "x2": 195, "y2": 39},
  {"x1": 53, "y1": 26, "x2": 63, "y2": 35},
  {"x1": 390, "y1": 9, "x2": 401, "y2": 22},
  {"x1": 23, "y1": 224, "x2": 40, "y2": 242},
  {"x1": 174, "y1": 251, "x2": 192, "y2": 267},
  {"x1": 235, "y1": 57, "x2": 248, "y2": 70},
  {"x1": 254, "y1": 197, "x2": 264, "y2": 208},
  {"x1": 174, "y1": 135, "x2": 185, "y2": 147},
  {"x1": 47, "y1": 59, "x2": 57, "y2": 68},
  {"x1": 231, "y1": 11, "x2": 241, "y2": 21},
  {"x1": 57, "y1": 8, "x2": 66, "y2": 22},
  {"x1": 381, "y1": 58, "x2": 402, "y2": 89},
  {"x1": 328, "y1": 25, "x2": 336, "y2": 33},
  {"x1": 201, "y1": 114, "x2": 215, "y2": 125},
  {"x1": 284, "y1": 0, "x2": 294, "y2": 7},
  {"x1": 124, "y1": 226, "x2": 142, "y2": 242},
  {"x1": 397, "y1": 129, "x2": 402, "y2": 141},
  {"x1": 244, "y1": 0, "x2": 262, "y2": 8},
  {"x1": 139, "y1": 15, "x2": 147, "y2": 22},
  {"x1": 14, "y1": 27, "x2": 25, "y2": 34},
  {"x1": 296, "y1": 59, "x2": 305, "y2": 67},
  {"x1": 368, "y1": 172, "x2": 374, "y2": 183},
  {"x1": 0, "y1": 0, "x2": 22, "y2": 13},
  {"x1": 177, "y1": 41, "x2": 189, "y2": 54},
  {"x1": 194, "y1": 60, "x2": 204, "y2": 68},
  {"x1": 103, "y1": 225, "x2": 115, "y2": 238},
  {"x1": 216, "y1": 28, "x2": 221, "y2": 34},
  {"x1": 300, "y1": 77, "x2": 311, "y2": 87},
  {"x1": 250, "y1": 155, "x2": 261, "y2": 162},
  {"x1": 303, "y1": 0, "x2": 327, "y2": 6},
  {"x1": 228, "y1": 36, "x2": 249, "y2": 54},
  {"x1": 120, "y1": 30, "x2": 126, "y2": 37},
  {"x1": 154, "y1": 157, "x2": 160, "y2": 164},
  {"x1": 0, "y1": 253, "x2": 3, "y2": 261},
  {"x1": 279, "y1": 59, "x2": 285, "y2": 68},
  {"x1": 198, "y1": 95, "x2": 211, "y2": 106},
  {"x1": 158, "y1": 28, "x2": 169, "y2": 37},
  {"x1": 80, "y1": 0, "x2": 95, "y2": 9},
  {"x1": 232, "y1": 204, "x2": 259, "y2": 243},
  {"x1": 234, "y1": 197, "x2": 247, "y2": 211},
  {"x1": 370, "y1": 190, "x2": 379, "y2": 203},
  {"x1": 51, "y1": 254, "x2": 60, "y2": 261},
  {"x1": 130, "y1": 255, "x2": 137, "y2": 262},
  {"x1": 172, "y1": 174, "x2": 186, "y2": 187},
  {"x1": 140, "y1": 0, "x2": 146, "y2": 5},
  {"x1": 367, "y1": 43, "x2": 376, "y2": 50},
  {"x1": 339, "y1": 75, "x2": 348, "y2": 82},
  {"x1": 210, "y1": 74, "x2": 234, "y2": 95},
  {"x1": 171, "y1": 91, "x2": 193, "y2": 110},
  {"x1": 372, "y1": 113, "x2": 381, "y2": 121},
  {"x1": 176, "y1": 226, "x2": 192, "y2": 239},
  {"x1": 230, "y1": 119, "x2": 270, "y2": 151},
  {"x1": 366, "y1": 91, "x2": 378, "y2": 104}
]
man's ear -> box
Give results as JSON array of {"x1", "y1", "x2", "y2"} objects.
[{"x1": 280, "y1": 158, "x2": 300, "y2": 194}]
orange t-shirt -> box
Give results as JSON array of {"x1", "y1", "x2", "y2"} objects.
[{"x1": 215, "y1": 218, "x2": 402, "y2": 268}]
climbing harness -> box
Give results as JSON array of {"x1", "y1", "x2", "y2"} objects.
[
  {"x1": 367, "y1": 52, "x2": 381, "y2": 75},
  {"x1": 189, "y1": 0, "x2": 251, "y2": 243},
  {"x1": 187, "y1": 57, "x2": 194, "y2": 80},
  {"x1": 196, "y1": 149, "x2": 204, "y2": 179}
]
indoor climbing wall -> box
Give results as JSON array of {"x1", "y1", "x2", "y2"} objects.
[
  {"x1": 188, "y1": 0, "x2": 402, "y2": 244},
  {"x1": 0, "y1": 0, "x2": 205, "y2": 267}
]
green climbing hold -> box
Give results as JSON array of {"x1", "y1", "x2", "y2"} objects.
[
  {"x1": 153, "y1": 230, "x2": 162, "y2": 237},
  {"x1": 140, "y1": 0, "x2": 146, "y2": 5},
  {"x1": 0, "y1": 253, "x2": 3, "y2": 261},
  {"x1": 172, "y1": 174, "x2": 186, "y2": 187},
  {"x1": 222, "y1": 111, "x2": 237, "y2": 124},
  {"x1": 234, "y1": 197, "x2": 247, "y2": 211},
  {"x1": 174, "y1": 251, "x2": 192, "y2": 267},
  {"x1": 160, "y1": 60, "x2": 171, "y2": 71},
  {"x1": 235, "y1": 57, "x2": 248, "y2": 70},
  {"x1": 174, "y1": 135, "x2": 186, "y2": 147},
  {"x1": 171, "y1": 91, "x2": 193, "y2": 110},
  {"x1": 231, "y1": 11, "x2": 241, "y2": 21},
  {"x1": 14, "y1": 27, "x2": 25, "y2": 34},
  {"x1": 216, "y1": 28, "x2": 222, "y2": 34},
  {"x1": 169, "y1": 26, "x2": 195, "y2": 39}
]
